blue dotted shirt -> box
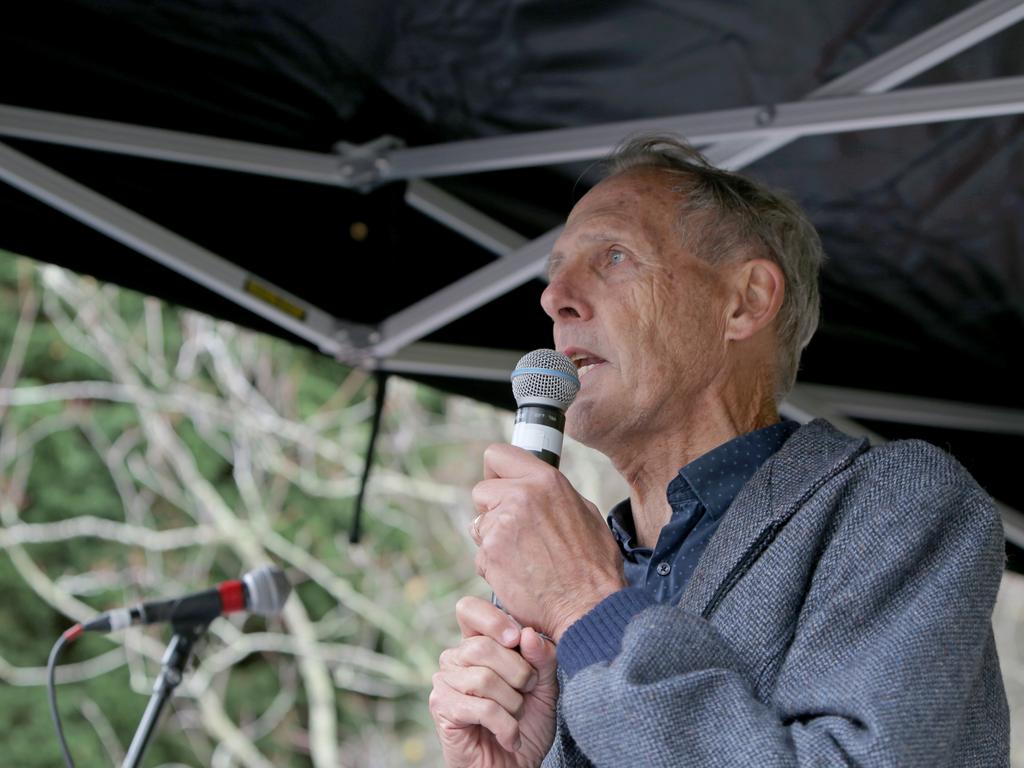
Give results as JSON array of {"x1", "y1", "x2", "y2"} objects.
[
  {"x1": 558, "y1": 419, "x2": 802, "y2": 679},
  {"x1": 608, "y1": 419, "x2": 802, "y2": 604}
]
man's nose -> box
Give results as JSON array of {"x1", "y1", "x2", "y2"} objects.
[{"x1": 540, "y1": 266, "x2": 592, "y2": 322}]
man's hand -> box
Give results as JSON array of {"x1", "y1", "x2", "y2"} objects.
[
  {"x1": 471, "y1": 444, "x2": 626, "y2": 641},
  {"x1": 429, "y1": 596, "x2": 559, "y2": 768}
]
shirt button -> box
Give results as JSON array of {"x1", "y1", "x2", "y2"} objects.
[{"x1": 656, "y1": 562, "x2": 672, "y2": 577}]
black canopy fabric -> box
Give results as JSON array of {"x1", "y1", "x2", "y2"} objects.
[{"x1": 1, "y1": 1, "x2": 1022, "y2": 565}]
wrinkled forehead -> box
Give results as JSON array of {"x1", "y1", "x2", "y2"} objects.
[
  {"x1": 566, "y1": 168, "x2": 681, "y2": 227},
  {"x1": 549, "y1": 170, "x2": 686, "y2": 268}
]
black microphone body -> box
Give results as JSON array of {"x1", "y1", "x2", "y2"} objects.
[
  {"x1": 139, "y1": 587, "x2": 229, "y2": 627},
  {"x1": 82, "y1": 585, "x2": 238, "y2": 633}
]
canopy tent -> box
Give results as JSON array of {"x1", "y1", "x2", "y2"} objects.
[{"x1": 1, "y1": 0, "x2": 1022, "y2": 568}]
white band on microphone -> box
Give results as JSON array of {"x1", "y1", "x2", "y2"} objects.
[
  {"x1": 512, "y1": 421, "x2": 564, "y2": 456},
  {"x1": 107, "y1": 608, "x2": 132, "y2": 631}
]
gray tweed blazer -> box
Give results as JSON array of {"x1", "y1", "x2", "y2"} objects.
[{"x1": 542, "y1": 418, "x2": 1009, "y2": 767}]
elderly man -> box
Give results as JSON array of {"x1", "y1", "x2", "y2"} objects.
[{"x1": 428, "y1": 135, "x2": 1009, "y2": 767}]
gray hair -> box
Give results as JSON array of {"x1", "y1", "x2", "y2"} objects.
[{"x1": 604, "y1": 133, "x2": 825, "y2": 403}]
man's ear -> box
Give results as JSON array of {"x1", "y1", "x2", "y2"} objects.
[{"x1": 724, "y1": 258, "x2": 785, "y2": 342}]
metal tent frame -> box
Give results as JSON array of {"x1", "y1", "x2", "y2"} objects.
[{"x1": 1, "y1": 0, "x2": 1022, "y2": 543}]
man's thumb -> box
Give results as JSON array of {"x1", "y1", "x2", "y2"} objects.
[{"x1": 520, "y1": 627, "x2": 558, "y2": 683}]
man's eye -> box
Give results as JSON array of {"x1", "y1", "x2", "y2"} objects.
[{"x1": 608, "y1": 249, "x2": 627, "y2": 265}]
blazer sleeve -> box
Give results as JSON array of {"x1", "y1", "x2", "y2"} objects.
[{"x1": 551, "y1": 470, "x2": 1008, "y2": 767}]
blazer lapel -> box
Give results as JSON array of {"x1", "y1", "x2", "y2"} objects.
[{"x1": 680, "y1": 418, "x2": 869, "y2": 618}]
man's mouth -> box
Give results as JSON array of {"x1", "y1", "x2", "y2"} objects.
[{"x1": 567, "y1": 351, "x2": 607, "y2": 379}]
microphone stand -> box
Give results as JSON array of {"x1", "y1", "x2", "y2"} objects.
[{"x1": 121, "y1": 620, "x2": 209, "y2": 768}]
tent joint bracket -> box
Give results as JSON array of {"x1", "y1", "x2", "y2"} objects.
[
  {"x1": 755, "y1": 104, "x2": 777, "y2": 126},
  {"x1": 327, "y1": 323, "x2": 383, "y2": 367},
  {"x1": 332, "y1": 135, "x2": 404, "y2": 189}
]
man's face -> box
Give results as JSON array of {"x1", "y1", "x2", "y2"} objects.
[{"x1": 541, "y1": 169, "x2": 731, "y2": 451}]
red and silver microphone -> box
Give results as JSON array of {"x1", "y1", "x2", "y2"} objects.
[{"x1": 68, "y1": 565, "x2": 291, "y2": 637}]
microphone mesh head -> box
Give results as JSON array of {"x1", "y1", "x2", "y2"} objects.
[
  {"x1": 243, "y1": 565, "x2": 291, "y2": 616},
  {"x1": 511, "y1": 349, "x2": 580, "y2": 410}
]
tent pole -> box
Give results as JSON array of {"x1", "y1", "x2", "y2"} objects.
[
  {"x1": 0, "y1": 141, "x2": 375, "y2": 362},
  {"x1": 0, "y1": 104, "x2": 346, "y2": 184},
  {"x1": 5, "y1": 1, "x2": 1024, "y2": 185},
  {"x1": 378, "y1": 76, "x2": 1024, "y2": 180},
  {"x1": 707, "y1": 0, "x2": 1024, "y2": 169},
  {"x1": 404, "y1": 180, "x2": 528, "y2": 257},
  {"x1": 782, "y1": 388, "x2": 1024, "y2": 548},
  {"x1": 795, "y1": 384, "x2": 1024, "y2": 436},
  {"x1": 8, "y1": 75, "x2": 1022, "y2": 184},
  {"x1": 371, "y1": 229, "x2": 558, "y2": 358}
]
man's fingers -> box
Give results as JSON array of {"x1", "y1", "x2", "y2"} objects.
[
  {"x1": 519, "y1": 627, "x2": 558, "y2": 682},
  {"x1": 456, "y1": 595, "x2": 522, "y2": 646},
  {"x1": 429, "y1": 677, "x2": 521, "y2": 753},
  {"x1": 440, "y1": 635, "x2": 539, "y2": 693},
  {"x1": 483, "y1": 442, "x2": 545, "y2": 480},
  {"x1": 439, "y1": 665, "x2": 525, "y2": 719},
  {"x1": 470, "y1": 478, "x2": 504, "y2": 515}
]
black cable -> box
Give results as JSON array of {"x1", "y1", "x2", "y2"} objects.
[
  {"x1": 48, "y1": 626, "x2": 80, "y2": 768},
  {"x1": 351, "y1": 371, "x2": 389, "y2": 544}
]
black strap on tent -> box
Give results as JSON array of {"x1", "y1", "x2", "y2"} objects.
[{"x1": 350, "y1": 371, "x2": 389, "y2": 543}]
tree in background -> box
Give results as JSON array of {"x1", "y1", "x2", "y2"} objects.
[{"x1": 0, "y1": 252, "x2": 526, "y2": 767}]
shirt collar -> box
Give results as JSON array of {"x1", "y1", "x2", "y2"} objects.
[
  {"x1": 606, "y1": 419, "x2": 801, "y2": 546},
  {"x1": 676, "y1": 419, "x2": 801, "y2": 520}
]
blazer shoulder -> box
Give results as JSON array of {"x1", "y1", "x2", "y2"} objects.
[
  {"x1": 806, "y1": 437, "x2": 1006, "y2": 604},
  {"x1": 832, "y1": 437, "x2": 1002, "y2": 542},
  {"x1": 854, "y1": 437, "x2": 985, "y2": 494},
  {"x1": 789, "y1": 421, "x2": 987, "y2": 508}
]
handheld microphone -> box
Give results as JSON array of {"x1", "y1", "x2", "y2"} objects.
[
  {"x1": 75, "y1": 565, "x2": 291, "y2": 634},
  {"x1": 510, "y1": 349, "x2": 580, "y2": 468},
  {"x1": 491, "y1": 350, "x2": 579, "y2": 625}
]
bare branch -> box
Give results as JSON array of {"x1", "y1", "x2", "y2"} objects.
[
  {"x1": 0, "y1": 381, "x2": 366, "y2": 473},
  {"x1": 194, "y1": 631, "x2": 420, "y2": 688},
  {"x1": 1, "y1": 517, "x2": 219, "y2": 550},
  {"x1": 80, "y1": 696, "x2": 127, "y2": 766},
  {"x1": 0, "y1": 647, "x2": 126, "y2": 686},
  {"x1": 0, "y1": 260, "x2": 38, "y2": 401}
]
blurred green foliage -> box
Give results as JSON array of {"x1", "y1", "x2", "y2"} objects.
[{"x1": 0, "y1": 250, "x2": 494, "y2": 766}]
